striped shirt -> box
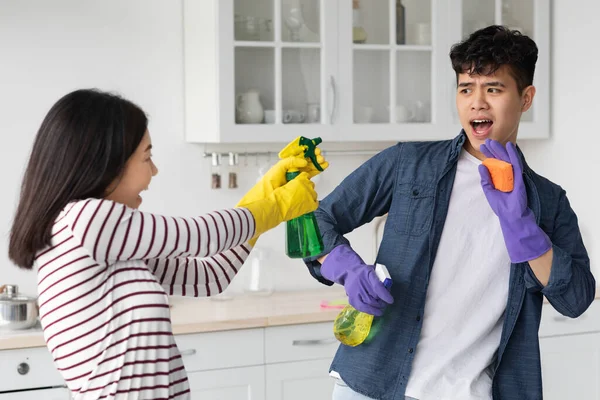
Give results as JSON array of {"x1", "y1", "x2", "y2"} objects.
[{"x1": 35, "y1": 198, "x2": 255, "y2": 399}]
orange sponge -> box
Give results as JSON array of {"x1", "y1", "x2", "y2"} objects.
[{"x1": 482, "y1": 158, "x2": 514, "y2": 192}]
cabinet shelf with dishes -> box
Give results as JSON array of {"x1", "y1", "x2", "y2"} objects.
[{"x1": 183, "y1": 0, "x2": 549, "y2": 144}]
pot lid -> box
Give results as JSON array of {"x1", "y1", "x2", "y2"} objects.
[{"x1": 0, "y1": 285, "x2": 37, "y2": 304}]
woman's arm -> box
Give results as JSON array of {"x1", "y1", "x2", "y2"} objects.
[{"x1": 63, "y1": 199, "x2": 255, "y2": 263}]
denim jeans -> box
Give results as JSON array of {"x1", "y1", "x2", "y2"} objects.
[{"x1": 332, "y1": 379, "x2": 418, "y2": 400}]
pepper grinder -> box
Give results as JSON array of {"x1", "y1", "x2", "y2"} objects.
[
  {"x1": 228, "y1": 152, "x2": 239, "y2": 189},
  {"x1": 396, "y1": 0, "x2": 406, "y2": 44},
  {"x1": 211, "y1": 153, "x2": 222, "y2": 189}
]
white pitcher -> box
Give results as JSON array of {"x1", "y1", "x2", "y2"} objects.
[{"x1": 236, "y1": 90, "x2": 264, "y2": 124}]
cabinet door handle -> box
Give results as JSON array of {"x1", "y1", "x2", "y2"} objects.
[
  {"x1": 292, "y1": 338, "x2": 337, "y2": 346},
  {"x1": 329, "y1": 75, "x2": 337, "y2": 124},
  {"x1": 180, "y1": 349, "x2": 197, "y2": 356}
]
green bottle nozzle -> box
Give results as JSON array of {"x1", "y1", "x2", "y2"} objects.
[
  {"x1": 279, "y1": 136, "x2": 324, "y2": 181},
  {"x1": 298, "y1": 136, "x2": 324, "y2": 172}
]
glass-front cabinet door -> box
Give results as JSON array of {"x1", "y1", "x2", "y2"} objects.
[
  {"x1": 184, "y1": 0, "x2": 338, "y2": 143},
  {"x1": 229, "y1": 0, "x2": 338, "y2": 142},
  {"x1": 336, "y1": 0, "x2": 457, "y2": 142}
]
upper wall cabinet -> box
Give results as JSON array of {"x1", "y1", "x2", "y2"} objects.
[{"x1": 183, "y1": 0, "x2": 549, "y2": 143}]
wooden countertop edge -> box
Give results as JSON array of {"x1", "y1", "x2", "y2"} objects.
[{"x1": 2, "y1": 289, "x2": 598, "y2": 351}]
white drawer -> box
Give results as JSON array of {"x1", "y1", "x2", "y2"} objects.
[
  {"x1": 0, "y1": 346, "x2": 65, "y2": 392},
  {"x1": 539, "y1": 298, "x2": 600, "y2": 338},
  {"x1": 175, "y1": 328, "x2": 264, "y2": 372},
  {"x1": 265, "y1": 322, "x2": 338, "y2": 364}
]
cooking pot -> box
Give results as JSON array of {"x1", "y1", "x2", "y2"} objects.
[{"x1": 0, "y1": 285, "x2": 39, "y2": 330}]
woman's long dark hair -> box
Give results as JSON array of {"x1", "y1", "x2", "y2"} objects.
[{"x1": 9, "y1": 89, "x2": 148, "y2": 269}]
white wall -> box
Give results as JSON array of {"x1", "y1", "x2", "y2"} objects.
[
  {"x1": 518, "y1": 0, "x2": 600, "y2": 277},
  {"x1": 0, "y1": 0, "x2": 597, "y2": 297}
]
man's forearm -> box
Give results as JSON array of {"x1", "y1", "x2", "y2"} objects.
[{"x1": 317, "y1": 254, "x2": 328, "y2": 264}]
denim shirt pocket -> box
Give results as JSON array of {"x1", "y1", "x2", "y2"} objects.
[{"x1": 391, "y1": 182, "x2": 436, "y2": 236}]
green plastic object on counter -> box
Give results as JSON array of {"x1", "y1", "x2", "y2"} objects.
[
  {"x1": 333, "y1": 264, "x2": 392, "y2": 347},
  {"x1": 280, "y1": 136, "x2": 324, "y2": 258}
]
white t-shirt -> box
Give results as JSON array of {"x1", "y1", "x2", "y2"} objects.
[{"x1": 405, "y1": 149, "x2": 511, "y2": 400}]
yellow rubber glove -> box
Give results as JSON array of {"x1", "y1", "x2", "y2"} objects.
[
  {"x1": 239, "y1": 172, "x2": 318, "y2": 246},
  {"x1": 238, "y1": 153, "x2": 328, "y2": 209}
]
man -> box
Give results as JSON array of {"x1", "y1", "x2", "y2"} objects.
[{"x1": 304, "y1": 25, "x2": 595, "y2": 400}]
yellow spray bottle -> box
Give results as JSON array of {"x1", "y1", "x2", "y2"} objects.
[{"x1": 333, "y1": 264, "x2": 392, "y2": 346}]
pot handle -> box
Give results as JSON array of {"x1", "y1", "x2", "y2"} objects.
[{"x1": 0, "y1": 285, "x2": 17, "y2": 297}]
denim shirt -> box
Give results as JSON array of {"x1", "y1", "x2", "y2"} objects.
[{"x1": 304, "y1": 132, "x2": 595, "y2": 400}]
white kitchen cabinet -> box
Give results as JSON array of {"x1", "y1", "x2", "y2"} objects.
[
  {"x1": 0, "y1": 387, "x2": 71, "y2": 400},
  {"x1": 265, "y1": 322, "x2": 338, "y2": 399},
  {"x1": 0, "y1": 346, "x2": 67, "y2": 395},
  {"x1": 183, "y1": 0, "x2": 338, "y2": 144},
  {"x1": 176, "y1": 322, "x2": 337, "y2": 400},
  {"x1": 174, "y1": 322, "x2": 337, "y2": 399},
  {"x1": 175, "y1": 328, "x2": 266, "y2": 399},
  {"x1": 540, "y1": 332, "x2": 600, "y2": 400},
  {"x1": 187, "y1": 366, "x2": 266, "y2": 400},
  {"x1": 264, "y1": 321, "x2": 339, "y2": 364},
  {"x1": 183, "y1": 0, "x2": 550, "y2": 144},
  {"x1": 175, "y1": 327, "x2": 265, "y2": 372},
  {"x1": 266, "y1": 359, "x2": 334, "y2": 400},
  {"x1": 539, "y1": 299, "x2": 600, "y2": 400}
]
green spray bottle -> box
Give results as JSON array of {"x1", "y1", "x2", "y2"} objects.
[{"x1": 278, "y1": 136, "x2": 325, "y2": 258}]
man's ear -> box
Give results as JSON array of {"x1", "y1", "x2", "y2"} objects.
[{"x1": 521, "y1": 85, "x2": 536, "y2": 112}]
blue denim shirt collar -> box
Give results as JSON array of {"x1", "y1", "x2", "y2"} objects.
[{"x1": 454, "y1": 129, "x2": 532, "y2": 176}]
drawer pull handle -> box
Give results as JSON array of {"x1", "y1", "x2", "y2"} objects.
[
  {"x1": 292, "y1": 338, "x2": 337, "y2": 346},
  {"x1": 180, "y1": 349, "x2": 197, "y2": 356}
]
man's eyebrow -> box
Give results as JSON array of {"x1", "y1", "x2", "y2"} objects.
[
  {"x1": 457, "y1": 81, "x2": 507, "y2": 88},
  {"x1": 145, "y1": 144, "x2": 153, "y2": 152},
  {"x1": 483, "y1": 81, "x2": 506, "y2": 87}
]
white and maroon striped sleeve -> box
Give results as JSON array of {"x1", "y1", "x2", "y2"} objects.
[
  {"x1": 145, "y1": 243, "x2": 252, "y2": 297},
  {"x1": 63, "y1": 199, "x2": 256, "y2": 264}
]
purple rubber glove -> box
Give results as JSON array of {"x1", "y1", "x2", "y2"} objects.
[
  {"x1": 320, "y1": 244, "x2": 394, "y2": 316},
  {"x1": 478, "y1": 139, "x2": 552, "y2": 263}
]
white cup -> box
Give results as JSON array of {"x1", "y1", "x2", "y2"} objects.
[
  {"x1": 396, "y1": 105, "x2": 415, "y2": 122},
  {"x1": 283, "y1": 110, "x2": 305, "y2": 123},
  {"x1": 414, "y1": 22, "x2": 431, "y2": 45},
  {"x1": 387, "y1": 105, "x2": 416, "y2": 122},
  {"x1": 354, "y1": 106, "x2": 373, "y2": 123},
  {"x1": 307, "y1": 103, "x2": 320, "y2": 123},
  {"x1": 263, "y1": 110, "x2": 275, "y2": 124}
]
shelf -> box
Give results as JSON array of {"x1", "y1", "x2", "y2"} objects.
[
  {"x1": 234, "y1": 41, "x2": 322, "y2": 49},
  {"x1": 352, "y1": 44, "x2": 433, "y2": 52}
]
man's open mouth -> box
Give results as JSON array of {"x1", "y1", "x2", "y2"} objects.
[{"x1": 471, "y1": 119, "x2": 493, "y2": 135}]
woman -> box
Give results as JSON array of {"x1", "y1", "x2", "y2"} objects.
[{"x1": 8, "y1": 89, "x2": 327, "y2": 399}]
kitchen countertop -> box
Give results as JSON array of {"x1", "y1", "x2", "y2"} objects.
[
  {"x1": 0, "y1": 287, "x2": 348, "y2": 351},
  {"x1": 2, "y1": 287, "x2": 599, "y2": 351}
]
